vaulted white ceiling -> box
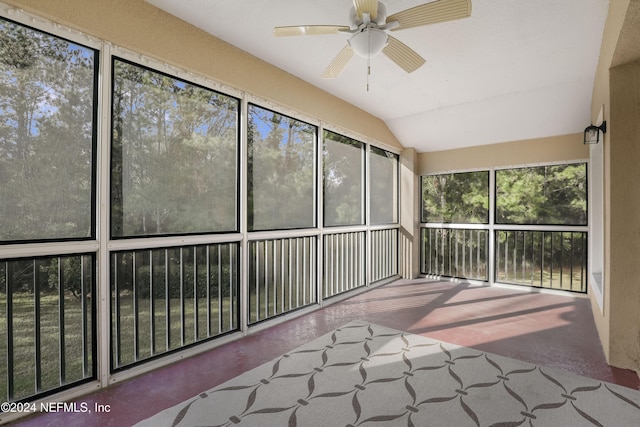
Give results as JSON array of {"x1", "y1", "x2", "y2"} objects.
[{"x1": 146, "y1": 0, "x2": 609, "y2": 152}]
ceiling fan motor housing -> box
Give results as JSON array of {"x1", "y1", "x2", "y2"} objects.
[{"x1": 349, "y1": 28, "x2": 389, "y2": 58}]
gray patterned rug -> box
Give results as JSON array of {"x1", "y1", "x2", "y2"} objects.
[{"x1": 135, "y1": 321, "x2": 640, "y2": 426}]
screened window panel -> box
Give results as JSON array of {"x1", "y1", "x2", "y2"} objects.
[
  {"x1": 110, "y1": 244, "x2": 239, "y2": 369},
  {"x1": 421, "y1": 171, "x2": 489, "y2": 224},
  {"x1": 323, "y1": 131, "x2": 365, "y2": 227},
  {"x1": 0, "y1": 254, "x2": 95, "y2": 402},
  {"x1": 370, "y1": 147, "x2": 398, "y2": 225},
  {"x1": 247, "y1": 104, "x2": 316, "y2": 231},
  {"x1": 111, "y1": 58, "x2": 239, "y2": 237},
  {"x1": 495, "y1": 163, "x2": 587, "y2": 225},
  {"x1": 0, "y1": 18, "x2": 97, "y2": 242}
]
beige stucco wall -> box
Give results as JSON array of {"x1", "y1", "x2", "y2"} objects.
[
  {"x1": 590, "y1": 0, "x2": 640, "y2": 371},
  {"x1": 400, "y1": 148, "x2": 421, "y2": 279},
  {"x1": 608, "y1": 61, "x2": 640, "y2": 370},
  {"x1": 3, "y1": 0, "x2": 401, "y2": 150},
  {"x1": 417, "y1": 133, "x2": 588, "y2": 175}
]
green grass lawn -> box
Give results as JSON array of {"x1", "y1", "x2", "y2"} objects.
[
  {"x1": 0, "y1": 291, "x2": 240, "y2": 402},
  {"x1": 3, "y1": 279, "x2": 354, "y2": 404},
  {"x1": 112, "y1": 294, "x2": 237, "y2": 368},
  {"x1": 0, "y1": 292, "x2": 92, "y2": 402},
  {"x1": 496, "y1": 268, "x2": 587, "y2": 292}
]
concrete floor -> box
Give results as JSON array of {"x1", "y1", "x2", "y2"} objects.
[{"x1": 11, "y1": 279, "x2": 640, "y2": 426}]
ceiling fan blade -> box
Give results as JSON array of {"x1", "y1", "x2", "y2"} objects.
[
  {"x1": 353, "y1": 0, "x2": 379, "y2": 21},
  {"x1": 382, "y1": 36, "x2": 426, "y2": 73},
  {"x1": 322, "y1": 45, "x2": 354, "y2": 79},
  {"x1": 274, "y1": 25, "x2": 351, "y2": 37},
  {"x1": 386, "y1": 0, "x2": 471, "y2": 31}
]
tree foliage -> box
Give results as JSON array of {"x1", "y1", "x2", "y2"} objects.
[
  {"x1": 422, "y1": 171, "x2": 489, "y2": 223},
  {"x1": 0, "y1": 18, "x2": 96, "y2": 241},
  {"x1": 0, "y1": 255, "x2": 92, "y2": 299},
  {"x1": 111, "y1": 59, "x2": 239, "y2": 237},
  {"x1": 422, "y1": 165, "x2": 587, "y2": 226},
  {"x1": 247, "y1": 105, "x2": 315, "y2": 230},
  {"x1": 496, "y1": 164, "x2": 587, "y2": 225},
  {"x1": 111, "y1": 245, "x2": 235, "y2": 299},
  {"x1": 370, "y1": 147, "x2": 398, "y2": 225},
  {"x1": 323, "y1": 131, "x2": 365, "y2": 227}
]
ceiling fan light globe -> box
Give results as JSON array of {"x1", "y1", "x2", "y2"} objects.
[{"x1": 349, "y1": 28, "x2": 389, "y2": 58}]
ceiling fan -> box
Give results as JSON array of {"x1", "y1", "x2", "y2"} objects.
[{"x1": 273, "y1": 0, "x2": 472, "y2": 80}]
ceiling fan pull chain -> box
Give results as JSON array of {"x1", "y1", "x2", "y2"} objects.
[
  {"x1": 367, "y1": 66, "x2": 370, "y2": 91},
  {"x1": 367, "y1": 27, "x2": 371, "y2": 92}
]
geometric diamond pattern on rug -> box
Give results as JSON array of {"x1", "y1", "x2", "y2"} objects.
[{"x1": 135, "y1": 320, "x2": 640, "y2": 427}]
